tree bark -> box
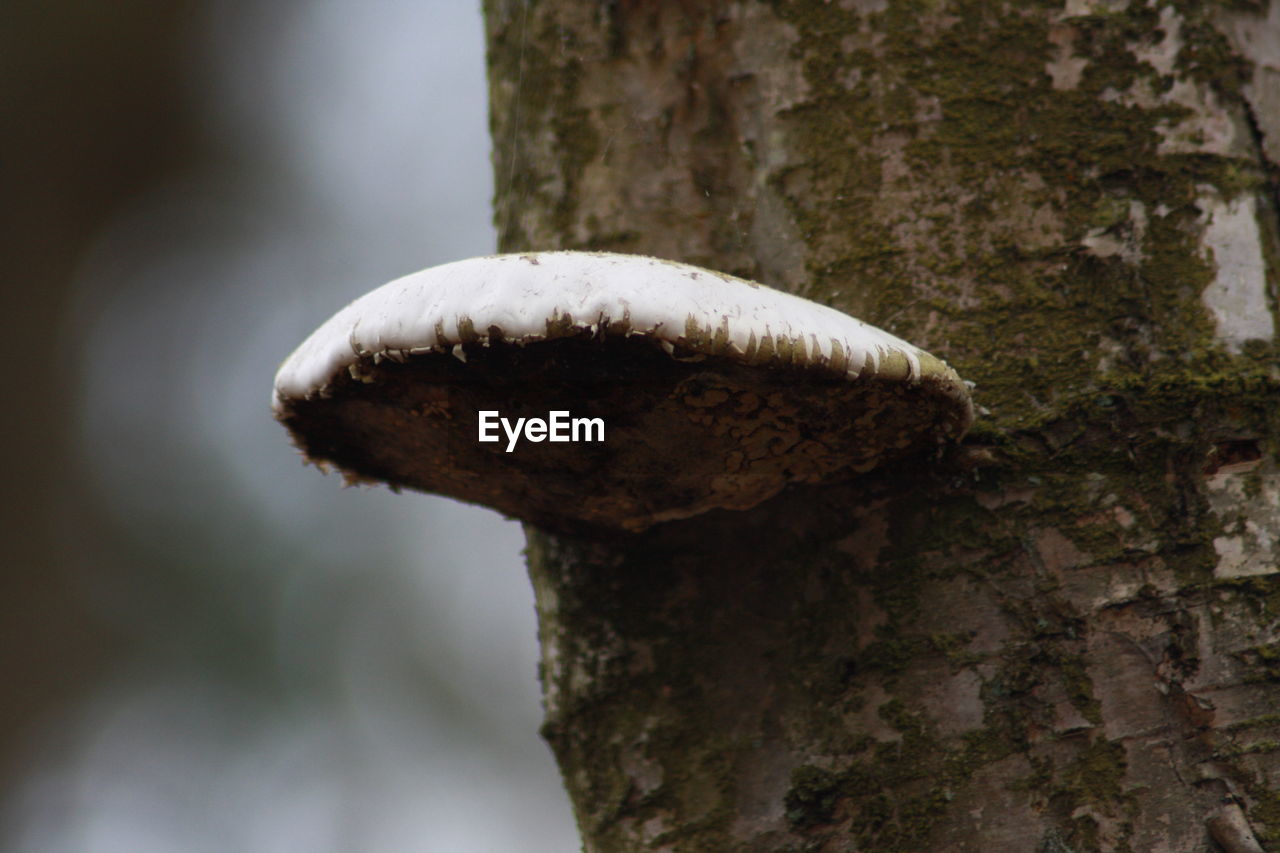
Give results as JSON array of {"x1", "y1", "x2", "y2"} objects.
[{"x1": 484, "y1": 2, "x2": 1280, "y2": 850}]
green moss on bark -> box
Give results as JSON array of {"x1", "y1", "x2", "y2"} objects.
[{"x1": 764, "y1": 0, "x2": 1274, "y2": 432}]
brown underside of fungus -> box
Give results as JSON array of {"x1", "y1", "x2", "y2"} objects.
[{"x1": 273, "y1": 252, "x2": 973, "y2": 534}]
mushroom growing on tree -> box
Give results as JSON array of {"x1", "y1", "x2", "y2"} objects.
[{"x1": 273, "y1": 251, "x2": 974, "y2": 535}]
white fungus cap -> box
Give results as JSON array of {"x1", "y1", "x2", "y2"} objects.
[{"x1": 274, "y1": 252, "x2": 973, "y2": 533}]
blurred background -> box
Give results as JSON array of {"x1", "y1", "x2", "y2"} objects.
[{"x1": 2, "y1": 1, "x2": 579, "y2": 850}]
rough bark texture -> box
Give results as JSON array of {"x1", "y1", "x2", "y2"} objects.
[{"x1": 484, "y1": 1, "x2": 1280, "y2": 850}]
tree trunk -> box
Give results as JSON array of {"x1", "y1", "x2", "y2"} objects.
[{"x1": 484, "y1": 2, "x2": 1280, "y2": 850}]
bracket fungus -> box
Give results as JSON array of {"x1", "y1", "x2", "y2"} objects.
[{"x1": 273, "y1": 251, "x2": 973, "y2": 534}]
